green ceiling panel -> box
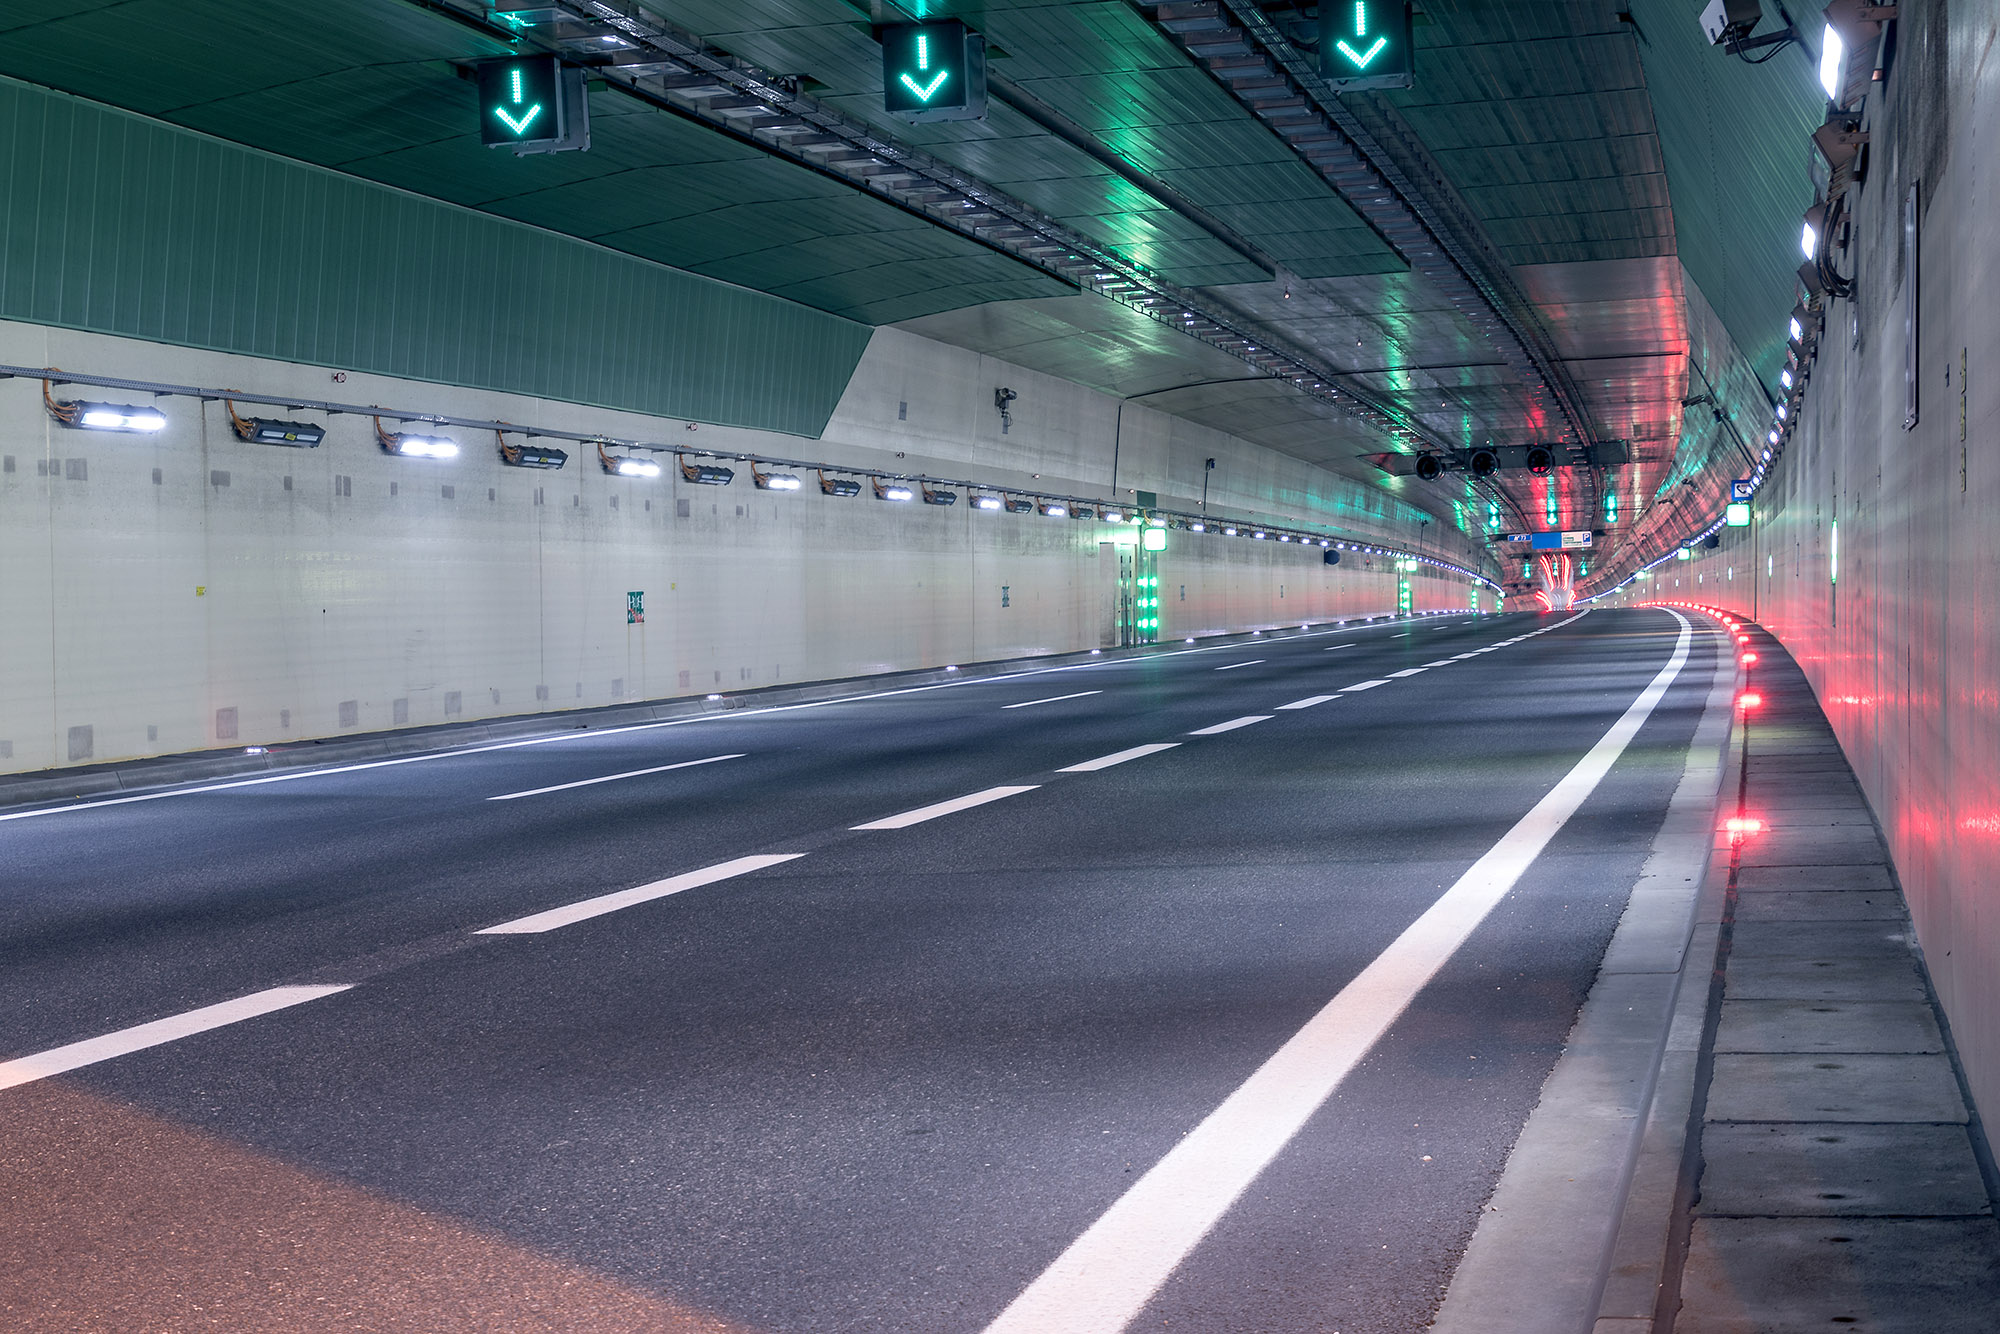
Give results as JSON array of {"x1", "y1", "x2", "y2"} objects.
[
  {"x1": 0, "y1": 76, "x2": 873, "y2": 436},
  {"x1": 1624, "y1": 0, "x2": 1827, "y2": 387}
]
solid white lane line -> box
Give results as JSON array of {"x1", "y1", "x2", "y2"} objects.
[
  {"x1": 1387, "y1": 668, "x2": 1428, "y2": 678},
  {"x1": 1342, "y1": 679, "x2": 1391, "y2": 692},
  {"x1": 981, "y1": 614, "x2": 1694, "y2": 1334},
  {"x1": 1004, "y1": 691, "x2": 1104, "y2": 710},
  {"x1": 1276, "y1": 695, "x2": 1338, "y2": 711},
  {"x1": 486, "y1": 753, "x2": 744, "y2": 801},
  {"x1": 1187, "y1": 716, "x2": 1272, "y2": 736},
  {"x1": 477, "y1": 853, "x2": 806, "y2": 934},
  {"x1": 851, "y1": 785, "x2": 1040, "y2": 831},
  {"x1": 1057, "y1": 744, "x2": 1181, "y2": 774},
  {"x1": 0, "y1": 986, "x2": 352, "y2": 1094},
  {"x1": 1422, "y1": 660, "x2": 1457, "y2": 668},
  {"x1": 1214, "y1": 660, "x2": 1264, "y2": 671}
]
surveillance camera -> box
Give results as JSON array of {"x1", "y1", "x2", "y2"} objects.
[{"x1": 1699, "y1": 0, "x2": 1763, "y2": 44}]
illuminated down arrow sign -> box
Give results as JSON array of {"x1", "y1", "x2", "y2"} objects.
[
  {"x1": 1320, "y1": 0, "x2": 1415, "y2": 90},
  {"x1": 476, "y1": 56, "x2": 565, "y2": 148},
  {"x1": 881, "y1": 21, "x2": 987, "y2": 122}
]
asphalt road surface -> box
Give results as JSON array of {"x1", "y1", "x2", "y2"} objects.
[{"x1": 0, "y1": 607, "x2": 1719, "y2": 1333}]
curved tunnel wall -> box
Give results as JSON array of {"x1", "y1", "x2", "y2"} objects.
[{"x1": 1606, "y1": 0, "x2": 2000, "y2": 1122}]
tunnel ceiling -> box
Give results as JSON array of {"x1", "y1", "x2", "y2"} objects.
[{"x1": 0, "y1": 0, "x2": 1822, "y2": 583}]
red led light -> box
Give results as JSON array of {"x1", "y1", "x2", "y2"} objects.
[
  {"x1": 1725, "y1": 817, "x2": 1763, "y2": 835},
  {"x1": 1741, "y1": 652, "x2": 1759, "y2": 665},
  {"x1": 1739, "y1": 692, "x2": 1763, "y2": 709}
]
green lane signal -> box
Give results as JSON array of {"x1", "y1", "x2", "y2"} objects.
[
  {"x1": 881, "y1": 21, "x2": 987, "y2": 122},
  {"x1": 1726, "y1": 501, "x2": 1752, "y2": 527},
  {"x1": 1320, "y1": 1, "x2": 1415, "y2": 91},
  {"x1": 478, "y1": 56, "x2": 563, "y2": 147}
]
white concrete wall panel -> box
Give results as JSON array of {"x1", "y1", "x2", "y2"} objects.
[
  {"x1": 1607, "y1": 3, "x2": 2000, "y2": 1121},
  {"x1": 0, "y1": 319, "x2": 1484, "y2": 778}
]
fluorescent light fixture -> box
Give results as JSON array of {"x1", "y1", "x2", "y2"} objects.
[
  {"x1": 819, "y1": 471, "x2": 861, "y2": 497},
  {"x1": 972, "y1": 494, "x2": 1002, "y2": 510},
  {"x1": 679, "y1": 457, "x2": 734, "y2": 485},
  {"x1": 1224, "y1": 526, "x2": 1239, "y2": 536},
  {"x1": 1800, "y1": 221, "x2": 1818, "y2": 260},
  {"x1": 1776, "y1": 402, "x2": 1788, "y2": 420},
  {"x1": 616, "y1": 457, "x2": 662, "y2": 478},
  {"x1": 1789, "y1": 316, "x2": 1804, "y2": 341},
  {"x1": 1190, "y1": 522, "x2": 1206, "y2": 532},
  {"x1": 1769, "y1": 428, "x2": 1781, "y2": 444},
  {"x1": 921, "y1": 485, "x2": 957, "y2": 506},
  {"x1": 875, "y1": 479, "x2": 914, "y2": 502},
  {"x1": 391, "y1": 434, "x2": 458, "y2": 458},
  {"x1": 503, "y1": 443, "x2": 568, "y2": 469},
  {"x1": 1004, "y1": 496, "x2": 1034, "y2": 513},
  {"x1": 1072, "y1": 506, "x2": 1097, "y2": 520},
  {"x1": 1781, "y1": 369, "x2": 1793, "y2": 388},
  {"x1": 752, "y1": 464, "x2": 802, "y2": 491},
  {"x1": 55, "y1": 398, "x2": 167, "y2": 433},
  {"x1": 1763, "y1": 447, "x2": 1773, "y2": 460},
  {"x1": 1101, "y1": 508, "x2": 1123, "y2": 522},
  {"x1": 1253, "y1": 530, "x2": 1267, "y2": 539},
  {"x1": 1819, "y1": 24, "x2": 1845, "y2": 99},
  {"x1": 1039, "y1": 501, "x2": 1067, "y2": 517}
]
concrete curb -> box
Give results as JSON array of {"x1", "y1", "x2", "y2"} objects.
[
  {"x1": 1429, "y1": 614, "x2": 1741, "y2": 1334},
  {"x1": 0, "y1": 613, "x2": 1442, "y2": 813}
]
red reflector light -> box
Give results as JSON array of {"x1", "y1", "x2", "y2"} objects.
[
  {"x1": 1725, "y1": 817, "x2": 1763, "y2": 835},
  {"x1": 1742, "y1": 652, "x2": 1759, "y2": 665},
  {"x1": 1739, "y1": 692, "x2": 1763, "y2": 709}
]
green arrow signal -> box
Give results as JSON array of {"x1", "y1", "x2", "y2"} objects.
[
  {"x1": 899, "y1": 69, "x2": 950, "y2": 102},
  {"x1": 1336, "y1": 36, "x2": 1387, "y2": 68},
  {"x1": 493, "y1": 65, "x2": 544, "y2": 137}
]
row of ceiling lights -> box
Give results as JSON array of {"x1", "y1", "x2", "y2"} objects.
[
  {"x1": 1584, "y1": 2, "x2": 1891, "y2": 604},
  {"x1": 29, "y1": 368, "x2": 1497, "y2": 591}
]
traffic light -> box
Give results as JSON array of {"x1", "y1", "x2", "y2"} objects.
[
  {"x1": 881, "y1": 21, "x2": 987, "y2": 121},
  {"x1": 1320, "y1": 2, "x2": 1415, "y2": 90},
  {"x1": 476, "y1": 56, "x2": 589, "y2": 154}
]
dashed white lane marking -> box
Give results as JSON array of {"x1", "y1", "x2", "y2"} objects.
[
  {"x1": 1449, "y1": 653, "x2": 1480, "y2": 661},
  {"x1": 1387, "y1": 668, "x2": 1428, "y2": 678},
  {"x1": 1057, "y1": 744, "x2": 1182, "y2": 774},
  {"x1": 1186, "y1": 716, "x2": 1272, "y2": 736},
  {"x1": 1342, "y1": 679, "x2": 1391, "y2": 692},
  {"x1": 1004, "y1": 691, "x2": 1104, "y2": 710},
  {"x1": 1422, "y1": 660, "x2": 1457, "y2": 668},
  {"x1": 851, "y1": 785, "x2": 1040, "y2": 831},
  {"x1": 1276, "y1": 695, "x2": 1338, "y2": 711},
  {"x1": 477, "y1": 854, "x2": 807, "y2": 934},
  {"x1": 1214, "y1": 660, "x2": 1264, "y2": 671},
  {"x1": 486, "y1": 753, "x2": 745, "y2": 801},
  {"x1": 1322, "y1": 644, "x2": 1354, "y2": 652},
  {"x1": 981, "y1": 612, "x2": 1694, "y2": 1334},
  {"x1": 0, "y1": 986, "x2": 352, "y2": 1093}
]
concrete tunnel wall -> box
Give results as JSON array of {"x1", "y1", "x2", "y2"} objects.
[
  {"x1": 1606, "y1": 1, "x2": 2000, "y2": 1123},
  {"x1": 0, "y1": 317, "x2": 1489, "y2": 777}
]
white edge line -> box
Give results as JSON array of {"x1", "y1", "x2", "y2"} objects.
[
  {"x1": 1003, "y1": 691, "x2": 1104, "y2": 710},
  {"x1": 1, "y1": 631, "x2": 1370, "y2": 824},
  {"x1": 851, "y1": 784, "x2": 1040, "y2": 831},
  {"x1": 486, "y1": 753, "x2": 744, "y2": 801},
  {"x1": 1056, "y1": 743, "x2": 1181, "y2": 773},
  {"x1": 476, "y1": 853, "x2": 807, "y2": 934},
  {"x1": 980, "y1": 610, "x2": 1691, "y2": 1334},
  {"x1": 0, "y1": 985, "x2": 352, "y2": 1093}
]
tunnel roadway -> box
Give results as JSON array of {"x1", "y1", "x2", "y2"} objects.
[{"x1": 0, "y1": 607, "x2": 1721, "y2": 1333}]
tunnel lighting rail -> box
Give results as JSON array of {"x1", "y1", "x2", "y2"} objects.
[{"x1": 1, "y1": 360, "x2": 1500, "y2": 591}]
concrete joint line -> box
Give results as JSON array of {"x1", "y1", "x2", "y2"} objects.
[{"x1": 1432, "y1": 618, "x2": 1739, "y2": 1334}]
